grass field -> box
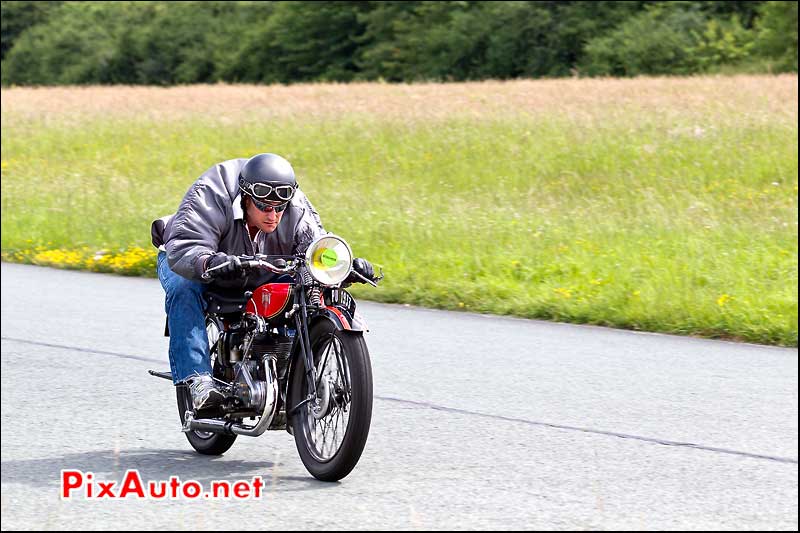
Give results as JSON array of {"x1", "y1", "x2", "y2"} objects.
[{"x1": 1, "y1": 76, "x2": 797, "y2": 346}]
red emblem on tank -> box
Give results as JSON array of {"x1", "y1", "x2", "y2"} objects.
[{"x1": 246, "y1": 283, "x2": 293, "y2": 319}]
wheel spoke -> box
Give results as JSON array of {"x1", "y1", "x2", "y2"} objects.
[
  {"x1": 302, "y1": 334, "x2": 354, "y2": 462},
  {"x1": 331, "y1": 407, "x2": 342, "y2": 448},
  {"x1": 332, "y1": 339, "x2": 351, "y2": 393}
]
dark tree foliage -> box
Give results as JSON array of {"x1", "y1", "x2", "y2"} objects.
[
  {"x1": 1, "y1": 0, "x2": 795, "y2": 85},
  {"x1": 225, "y1": 1, "x2": 371, "y2": 83},
  {"x1": 754, "y1": 0, "x2": 798, "y2": 71},
  {"x1": 0, "y1": 0, "x2": 62, "y2": 59}
]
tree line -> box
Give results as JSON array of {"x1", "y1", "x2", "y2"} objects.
[{"x1": 1, "y1": 1, "x2": 796, "y2": 86}]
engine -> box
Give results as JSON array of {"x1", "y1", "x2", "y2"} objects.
[
  {"x1": 252, "y1": 333, "x2": 294, "y2": 379},
  {"x1": 226, "y1": 331, "x2": 292, "y2": 419}
]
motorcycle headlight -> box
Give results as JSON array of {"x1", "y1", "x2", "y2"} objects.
[{"x1": 305, "y1": 234, "x2": 353, "y2": 286}]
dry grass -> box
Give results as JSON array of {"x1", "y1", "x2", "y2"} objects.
[{"x1": 2, "y1": 75, "x2": 796, "y2": 126}]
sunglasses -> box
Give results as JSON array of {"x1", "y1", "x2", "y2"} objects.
[
  {"x1": 251, "y1": 197, "x2": 289, "y2": 213},
  {"x1": 240, "y1": 180, "x2": 297, "y2": 202}
]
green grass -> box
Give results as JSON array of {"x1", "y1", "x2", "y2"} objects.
[{"x1": 1, "y1": 93, "x2": 797, "y2": 346}]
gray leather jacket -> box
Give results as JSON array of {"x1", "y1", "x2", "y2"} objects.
[{"x1": 151, "y1": 158, "x2": 325, "y2": 282}]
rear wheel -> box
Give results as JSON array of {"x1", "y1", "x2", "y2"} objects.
[
  {"x1": 175, "y1": 316, "x2": 237, "y2": 455},
  {"x1": 290, "y1": 319, "x2": 373, "y2": 481}
]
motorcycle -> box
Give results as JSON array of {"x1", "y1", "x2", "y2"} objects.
[{"x1": 149, "y1": 234, "x2": 379, "y2": 482}]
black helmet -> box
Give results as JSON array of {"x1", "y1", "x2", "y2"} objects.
[{"x1": 239, "y1": 153, "x2": 297, "y2": 203}]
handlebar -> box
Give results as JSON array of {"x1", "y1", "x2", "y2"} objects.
[
  {"x1": 243, "y1": 258, "x2": 294, "y2": 274},
  {"x1": 201, "y1": 256, "x2": 296, "y2": 280},
  {"x1": 200, "y1": 253, "x2": 383, "y2": 287}
]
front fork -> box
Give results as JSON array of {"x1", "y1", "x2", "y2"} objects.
[{"x1": 289, "y1": 288, "x2": 320, "y2": 416}]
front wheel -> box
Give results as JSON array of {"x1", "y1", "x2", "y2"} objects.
[{"x1": 290, "y1": 320, "x2": 373, "y2": 481}]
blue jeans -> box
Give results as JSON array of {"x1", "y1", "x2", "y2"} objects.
[{"x1": 157, "y1": 251, "x2": 211, "y2": 384}]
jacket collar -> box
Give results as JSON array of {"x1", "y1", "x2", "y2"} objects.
[{"x1": 233, "y1": 193, "x2": 244, "y2": 220}]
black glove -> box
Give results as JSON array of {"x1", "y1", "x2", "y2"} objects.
[
  {"x1": 205, "y1": 253, "x2": 244, "y2": 280},
  {"x1": 346, "y1": 257, "x2": 375, "y2": 284}
]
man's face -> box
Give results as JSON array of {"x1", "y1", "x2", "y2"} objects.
[{"x1": 245, "y1": 197, "x2": 285, "y2": 233}]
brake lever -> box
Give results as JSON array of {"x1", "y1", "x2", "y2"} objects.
[
  {"x1": 201, "y1": 259, "x2": 233, "y2": 280},
  {"x1": 350, "y1": 268, "x2": 380, "y2": 287}
]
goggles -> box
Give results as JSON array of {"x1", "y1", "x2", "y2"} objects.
[
  {"x1": 251, "y1": 197, "x2": 289, "y2": 213},
  {"x1": 240, "y1": 180, "x2": 297, "y2": 202}
]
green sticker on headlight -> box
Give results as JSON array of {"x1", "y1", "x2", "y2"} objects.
[{"x1": 320, "y1": 248, "x2": 338, "y2": 267}]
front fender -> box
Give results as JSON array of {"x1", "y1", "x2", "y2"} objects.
[{"x1": 319, "y1": 306, "x2": 367, "y2": 333}]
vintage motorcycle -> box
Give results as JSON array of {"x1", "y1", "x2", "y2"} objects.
[{"x1": 149, "y1": 234, "x2": 379, "y2": 482}]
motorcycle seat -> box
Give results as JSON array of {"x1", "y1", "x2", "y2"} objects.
[{"x1": 203, "y1": 288, "x2": 253, "y2": 314}]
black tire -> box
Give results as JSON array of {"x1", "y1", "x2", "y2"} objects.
[
  {"x1": 290, "y1": 319, "x2": 373, "y2": 481},
  {"x1": 174, "y1": 316, "x2": 237, "y2": 456}
]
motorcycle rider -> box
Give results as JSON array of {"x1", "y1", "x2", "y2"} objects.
[{"x1": 151, "y1": 153, "x2": 375, "y2": 410}]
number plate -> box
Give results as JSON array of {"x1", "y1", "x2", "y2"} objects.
[{"x1": 324, "y1": 288, "x2": 356, "y2": 317}]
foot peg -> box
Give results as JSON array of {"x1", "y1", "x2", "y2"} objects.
[{"x1": 148, "y1": 370, "x2": 173, "y2": 381}]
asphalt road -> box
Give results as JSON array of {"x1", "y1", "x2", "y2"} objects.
[{"x1": 1, "y1": 262, "x2": 797, "y2": 530}]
